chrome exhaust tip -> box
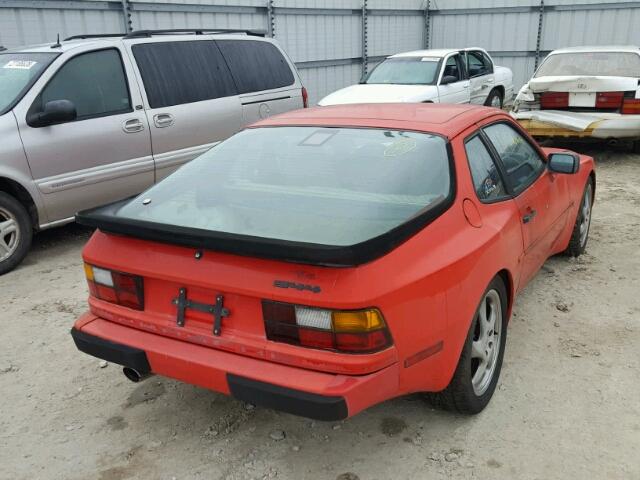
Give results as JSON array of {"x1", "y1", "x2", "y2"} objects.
[{"x1": 122, "y1": 367, "x2": 152, "y2": 383}]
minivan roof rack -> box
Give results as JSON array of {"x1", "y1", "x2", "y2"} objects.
[
  {"x1": 123, "y1": 29, "x2": 266, "y2": 39},
  {"x1": 64, "y1": 33, "x2": 126, "y2": 41}
]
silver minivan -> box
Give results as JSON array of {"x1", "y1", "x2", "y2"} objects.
[{"x1": 0, "y1": 29, "x2": 307, "y2": 274}]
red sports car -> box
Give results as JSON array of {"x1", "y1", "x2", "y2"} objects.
[{"x1": 72, "y1": 104, "x2": 595, "y2": 420}]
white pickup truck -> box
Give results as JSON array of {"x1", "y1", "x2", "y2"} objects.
[{"x1": 319, "y1": 48, "x2": 514, "y2": 108}]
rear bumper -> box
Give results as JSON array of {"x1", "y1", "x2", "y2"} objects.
[
  {"x1": 513, "y1": 110, "x2": 640, "y2": 139},
  {"x1": 71, "y1": 314, "x2": 399, "y2": 420}
]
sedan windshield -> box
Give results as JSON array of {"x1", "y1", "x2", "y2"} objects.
[
  {"x1": 365, "y1": 57, "x2": 441, "y2": 85},
  {"x1": 0, "y1": 52, "x2": 58, "y2": 114},
  {"x1": 535, "y1": 52, "x2": 640, "y2": 78},
  {"x1": 115, "y1": 127, "x2": 451, "y2": 247}
]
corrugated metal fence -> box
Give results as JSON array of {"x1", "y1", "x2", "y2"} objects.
[{"x1": 2, "y1": 0, "x2": 640, "y2": 104}]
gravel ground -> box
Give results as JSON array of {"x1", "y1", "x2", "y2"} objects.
[{"x1": 1, "y1": 143, "x2": 639, "y2": 480}]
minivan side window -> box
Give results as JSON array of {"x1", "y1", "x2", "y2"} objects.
[
  {"x1": 465, "y1": 135, "x2": 508, "y2": 201},
  {"x1": 483, "y1": 123, "x2": 545, "y2": 194},
  {"x1": 39, "y1": 49, "x2": 131, "y2": 120},
  {"x1": 216, "y1": 40, "x2": 295, "y2": 94},
  {"x1": 132, "y1": 41, "x2": 237, "y2": 109}
]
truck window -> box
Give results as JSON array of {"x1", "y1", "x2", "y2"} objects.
[
  {"x1": 132, "y1": 41, "x2": 237, "y2": 108},
  {"x1": 216, "y1": 40, "x2": 295, "y2": 94}
]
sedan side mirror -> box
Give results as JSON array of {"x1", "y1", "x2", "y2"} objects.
[
  {"x1": 28, "y1": 99, "x2": 77, "y2": 127},
  {"x1": 548, "y1": 152, "x2": 579, "y2": 174},
  {"x1": 440, "y1": 75, "x2": 458, "y2": 85}
]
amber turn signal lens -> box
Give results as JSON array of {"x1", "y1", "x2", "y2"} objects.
[
  {"x1": 84, "y1": 263, "x2": 94, "y2": 282},
  {"x1": 332, "y1": 309, "x2": 385, "y2": 332}
]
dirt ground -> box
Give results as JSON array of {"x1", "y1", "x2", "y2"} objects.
[{"x1": 1, "y1": 142, "x2": 639, "y2": 480}]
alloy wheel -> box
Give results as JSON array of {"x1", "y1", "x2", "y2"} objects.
[
  {"x1": 471, "y1": 289, "x2": 502, "y2": 396},
  {"x1": 0, "y1": 206, "x2": 20, "y2": 262},
  {"x1": 579, "y1": 183, "x2": 592, "y2": 248}
]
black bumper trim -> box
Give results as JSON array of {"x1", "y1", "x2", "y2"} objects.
[
  {"x1": 70, "y1": 328, "x2": 151, "y2": 374},
  {"x1": 227, "y1": 373, "x2": 348, "y2": 421}
]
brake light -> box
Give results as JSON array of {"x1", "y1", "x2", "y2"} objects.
[
  {"x1": 596, "y1": 91, "x2": 624, "y2": 108},
  {"x1": 262, "y1": 301, "x2": 392, "y2": 354},
  {"x1": 540, "y1": 92, "x2": 569, "y2": 109},
  {"x1": 622, "y1": 98, "x2": 640, "y2": 114},
  {"x1": 301, "y1": 87, "x2": 309, "y2": 108},
  {"x1": 84, "y1": 264, "x2": 144, "y2": 310}
]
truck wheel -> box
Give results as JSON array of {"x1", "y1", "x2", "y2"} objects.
[
  {"x1": 564, "y1": 179, "x2": 593, "y2": 257},
  {"x1": 425, "y1": 276, "x2": 508, "y2": 414},
  {"x1": 484, "y1": 89, "x2": 503, "y2": 109},
  {"x1": 0, "y1": 192, "x2": 33, "y2": 275}
]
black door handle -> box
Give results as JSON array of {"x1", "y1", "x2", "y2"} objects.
[{"x1": 523, "y1": 209, "x2": 537, "y2": 224}]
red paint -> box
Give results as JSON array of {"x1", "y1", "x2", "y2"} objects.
[{"x1": 73, "y1": 104, "x2": 595, "y2": 418}]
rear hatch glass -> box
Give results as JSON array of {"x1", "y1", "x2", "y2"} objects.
[
  {"x1": 78, "y1": 126, "x2": 453, "y2": 265},
  {"x1": 536, "y1": 52, "x2": 640, "y2": 78}
]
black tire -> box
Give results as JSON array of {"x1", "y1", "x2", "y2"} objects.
[
  {"x1": 484, "y1": 88, "x2": 503, "y2": 109},
  {"x1": 564, "y1": 179, "x2": 594, "y2": 257},
  {"x1": 425, "y1": 276, "x2": 508, "y2": 414},
  {"x1": 631, "y1": 140, "x2": 640, "y2": 153},
  {"x1": 0, "y1": 192, "x2": 33, "y2": 275}
]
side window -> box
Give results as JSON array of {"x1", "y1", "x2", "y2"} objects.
[
  {"x1": 132, "y1": 41, "x2": 237, "y2": 108},
  {"x1": 442, "y1": 54, "x2": 462, "y2": 81},
  {"x1": 482, "y1": 52, "x2": 494, "y2": 74},
  {"x1": 39, "y1": 49, "x2": 131, "y2": 120},
  {"x1": 465, "y1": 135, "x2": 507, "y2": 201},
  {"x1": 216, "y1": 40, "x2": 295, "y2": 94},
  {"x1": 467, "y1": 51, "x2": 489, "y2": 77},
  {"x1": 484, "y1": 123, "x2": 545, "y2": 194}
]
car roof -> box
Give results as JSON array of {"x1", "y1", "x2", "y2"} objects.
[
  {"x1": 390, "y1": 47, "x2": 486, "y2": 59},
  {"x1": 253, "y1": 103, "x2": 504, "y2": 139},
  {"x1": 549, "y1": 45, "x2": 640, "y2": 55}
]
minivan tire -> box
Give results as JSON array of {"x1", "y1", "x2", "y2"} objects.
[{"x1": 0, "y1": 192, "x2": 32, "y2": 275}]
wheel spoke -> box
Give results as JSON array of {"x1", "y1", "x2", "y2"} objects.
[
  {"x1": 0, "y1": 237, "x2": 9, "y2": 255},
  {"x1": 0, "y1": 219, "x2": 17, "y2": 236},
  {"x1": 472, "y1": 340, "x2": 487, "y2": 362}
]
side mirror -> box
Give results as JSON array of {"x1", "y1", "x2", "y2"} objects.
[
  {"x1": 440, "y1": 75, "x2": 458, "y2": 85},
  {"x1": 548, "y1": 152, "x2": 579, "y2": 174},
  {"x1": 28, "y1": 99, "x2": 77, "y2": 127}
]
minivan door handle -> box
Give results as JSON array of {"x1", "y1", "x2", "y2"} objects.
[
  {"x1": 153, "y1": 113, "x2": 174, "y2": 128},
  {"x1": 122, "y1": 118, "x2": 145, "y2": 133}
]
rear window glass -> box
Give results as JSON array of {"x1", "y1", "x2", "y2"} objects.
[
  {"x1": 536, "y1": 52, "x2": 640, "y2": 78},
  {"x1": 216, "y1": 40, "x2": 295, "y2": 93},
  {"x1": 132, "y1": 41, "x2": 237, "y2": 108},
  {"x1": 115, "y1": 127, "x2": 451, "y2": 247}
]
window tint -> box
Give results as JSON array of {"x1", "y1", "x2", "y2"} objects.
[
  {"x1": 484, "y1": 123, "x2": 545, "y2": 193},
  {"x1": 465, "y1": 135, "x2": 507, "y2": 201},
  {"x1": 443, "y1": 55, "x2": 462, "y2": 81},
  {"x1": 467, "y1": 51, "x2": 490, "y2": 77},
  {"x1": 132, "y1": 41, "x2": 237, "y2": 108},
  {"x1": 216, "y1": 40, "x2": 295, "y2": 94},
  {"x1": 40, "y1": 49, "x2": 130, "y2": 119}
]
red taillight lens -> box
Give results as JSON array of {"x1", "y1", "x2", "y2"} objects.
[
  {"x1": 262, "y1": 301, "x2": 392, "y2": 354},
  {"x1": 84, "y1": 264, "x2": 144, "y2": 310},
  {"x1": 540, "y1": 92, "x2": 569, "y2": 109},
  {"x1": 301, "y1": 87, "x2": 309, "y2": 108},
  {"x1": 596, "y1": 91, "x2": 624, "y2": 109},
  {"x1": 621, "y1": 98, "x2": 640, "y2": 114}
]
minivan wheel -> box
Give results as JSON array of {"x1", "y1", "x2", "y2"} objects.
[
  {"x1": 0, "y1": 192, "x2": 32, "y2": 275},
  {"x1": 425, "y1": 276, "x2": 508, "y2": 414}
]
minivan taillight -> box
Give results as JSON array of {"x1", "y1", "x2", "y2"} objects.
[
  {"x1": 301, "y1": 87, "x2": 309, "y2": 108},
  {"x1": 262, "y1": 300, "x2": 392, "y2": 353},
  {"x1": 84, "y1": 264, "x2": 144, "y2": 310}
]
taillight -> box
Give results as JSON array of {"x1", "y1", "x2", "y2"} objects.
[
  {"x1": 540, "y1": 92, "x2": 569, "y2": 109},
  {"x1": 262, "y1": 301, "x2": 392, "y2": 354},
  {"x1": 301, "y1": 87, "x2": 309, "y2": 108},
  {"x1": 621, "y1": 98, "x2": 640, "y2": 114},
  {"x1": 595, "y1": 91, "x2": 624, "y2": 109},
  {"x1": 84, "y1": 264, "x2": 144, "y2": 310}
]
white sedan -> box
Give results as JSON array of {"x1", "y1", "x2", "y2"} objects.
[
  {"x1": 319, "y1": 48, "x2": 513, "y2": 108},
  {"x1": 512, "y1": 45, "x2": 640, "y2": 149}
]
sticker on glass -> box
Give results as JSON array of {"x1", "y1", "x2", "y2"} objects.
[
  {"x1": 3, "y1": 60, "x2": 37, "y2": 70},
  {"x1": 384, "y1": 137, "x2": 417, "y2": 157}
]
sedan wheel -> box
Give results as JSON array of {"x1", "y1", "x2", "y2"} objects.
[
  {"x1": 564, "y1": 179, "x2": 594, "y2": 257},
  {"x1": 471, "y1": 290, "x2": 502, "y2": 396}
]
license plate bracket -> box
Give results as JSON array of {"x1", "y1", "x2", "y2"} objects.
[
  {"x1": 172, "y1": 288, "x2": 230, "y2": 336},
  {"x1": 569, "y1": 92, "x2": 596, "y2": 107}
]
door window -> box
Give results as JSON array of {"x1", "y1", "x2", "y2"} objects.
[
  {"x1": 483, "y1": 123, "x2": 545, "y2": 194},
  {"x1": 465, "y1": 135, "x2": 508, "y2": 201},
  {"x1": 39, "y1": 49, "x2": 131, "y2": 120},
  {"x1": 442, "y1": 54, "x2": 463, "y2": 82},
  {"x1": 216, "y1": 40, "x2": 295, "y2": 94},
  {"x1": 132, "y1": 41, "x2": 237, "y2": 108},
  {"x1": 467, "y1": 51, "x2": 491, "y2": 77}
]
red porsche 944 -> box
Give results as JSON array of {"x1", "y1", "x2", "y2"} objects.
[{"x1": 72, "y1": 104, "x2": 595, "y2": 420}]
